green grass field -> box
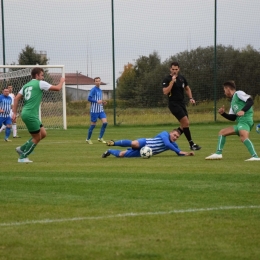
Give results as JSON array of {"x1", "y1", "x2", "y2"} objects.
[{"x1": 1, "y1": 124, "x2": 260, "y2": 260}]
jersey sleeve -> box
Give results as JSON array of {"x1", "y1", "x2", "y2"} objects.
[
  {"x1": 88, "y1": 88, "x2": 97, "y2": 102},
  {"x1": 39, "y1": 81, "x2": 52, "y2": 91},
  {"x1": 18, "y1": 88, "x2": 24, "y2": 95},
  {"x1": 162, "y1": 76, "x2": 171, "y2": 88},
  {"x1": 158, "y1": 131, "x2": 181, "y2": 154},
  {"x1": 236, "y1": 90, "x2": 251, "y2": 102}
]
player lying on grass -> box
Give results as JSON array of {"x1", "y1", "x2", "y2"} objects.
[
  {"x1": 205, "y1": 80, "x2": 260, "y2": 161},
  {"x1": 102, "y1": 129, "x2": 195, "y2": 158}
]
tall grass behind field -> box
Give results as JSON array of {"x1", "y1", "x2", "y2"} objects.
[{"x1": 67, "y1": 97, "x2": 260, "y2": 127}]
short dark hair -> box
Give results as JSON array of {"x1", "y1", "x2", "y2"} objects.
[
  {"x1": 31, "y1": 67, "x2": 44, "y2": 79},
  {"x1": 170, "y1": 61, "x2": 179, "y2": 67},
  {"x1": 223, "y1": 80, "x2": 236, "y2": 90},
  {"x1": 172, "y1": 128, "x2": 181, "y2": 135},
  {"x1": 94, "y1": 77, "x2": 100, "y2": 82}
]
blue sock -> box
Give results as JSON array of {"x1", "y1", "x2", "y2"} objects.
[
  {"x1": 99, "y1": 122, "x2": 108, "y2": 138},
  {"x1": 109, "y1": 149, "x2": 121, "y2": 157},
  {"x1": 114, "y1": 140, "x2": 132, "y2": 147},
  {"x1": 87, "y1": 125, "x2": 95, "y2": 140},
  {"x1": 5, "y1": 127, "x2": 11, "y2": 139}
]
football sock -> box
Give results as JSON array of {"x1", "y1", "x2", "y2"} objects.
[
  {"x1": 21, "y1": 138, "x2": 32, "y2": 151},
  {"x1": 87, "y1": 125, "x2": 96, "y2": 140},
  {"x1": 177, "y1": 127, "x2": 184, "y2": 135},
  {"x1": 20, "y1": 140, "x2": 37, "y2": 159},
  {"x1": 0, "y1": 124, "x2": 6, "y2": 132},
  {"x1": 216, "y1": 135, "x2": 226, "y2": 154},
  {"x1": 99, "y1": 122, "x2": 108, "y2": 138},
  {"x1": 114, "y1": 140, "x2": 132, "y2": 147},
  {"x1": 4, "y1": 126, "x2": 11, "y2": 139},
  {"x1": 108, "y1": 149, "x2": 121, "y2": 157},
  {"x1": 243, "y1": 138, "x2": 258, "y2": 158},
  {"x1": 183, "y1": 127, "x2": 194, "y2": 146},
  {"x1": 12, "y1": 123, "x2": 17, "y2": 137}
]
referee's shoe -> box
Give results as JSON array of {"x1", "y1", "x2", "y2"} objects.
[{"x1": 190, "y1": 144, "x2": 201, "y2": 150}]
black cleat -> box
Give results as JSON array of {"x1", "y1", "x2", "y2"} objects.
[
  {"x1": 190, "y1": 144, "x2": 201, "y2": 150},
  {"x1": 102, "y1": 150, "x2": 111, "y2": 158}
]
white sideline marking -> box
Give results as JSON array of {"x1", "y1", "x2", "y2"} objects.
[{"x1": 1, "y1": 205, "x2": 259, "y2": 227}]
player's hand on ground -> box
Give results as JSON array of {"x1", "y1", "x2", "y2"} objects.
[{"x1": 218, "y1": 105, "x2": 225, "y2": 114}]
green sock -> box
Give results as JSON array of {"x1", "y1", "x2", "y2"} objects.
[
  {"x1": 243, "y1": 139, "x2": 258, "y2": 158},
  {"x1": 21, "y1": 137, "x2": 33, "y2": 151},
  {"x1": 216, "y1": 135, "x2": 226, "y2": 154},
  {"x1": 20, "y1": 140, "x2": 37, "y2": 159}
]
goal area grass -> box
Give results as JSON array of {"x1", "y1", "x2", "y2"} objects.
[{"x1": 1, "y1": 124, "x2": 260, "y2": 259}]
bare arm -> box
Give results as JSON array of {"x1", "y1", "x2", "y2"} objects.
[
  {"x1": 163, "y1": 75, "x2": 176, "y2": 95},
  {"x1": 49, "y1": 77, "x2": 65, "y2": 91},
  {"x1": 12, "y1": 93, "x2": 23, "y2": 121},
  {"x1": 184, "y1": 86, "x2": 196, "y2": 104},
  {"x1": 179, "y1": 151, "x2": 195, "y2": 156}
]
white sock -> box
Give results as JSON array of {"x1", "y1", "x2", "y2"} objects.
[
  {"x1": 0, "y1": 125, "x2": 6, "y2": 132},
  {"x1": 12, "y1": 123, "x2": 17, "y2": 137}
]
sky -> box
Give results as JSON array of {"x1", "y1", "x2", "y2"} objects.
[{"x1": 0, "y1": 0, "x2": 259, "y2": 85}]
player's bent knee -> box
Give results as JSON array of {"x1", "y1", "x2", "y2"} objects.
[
  {"x1": 119, "y1": 151, "x2": 126, "y2": 157},
  {"x1": 131, "y1": 140, "x2": 140, "y2": 149}
]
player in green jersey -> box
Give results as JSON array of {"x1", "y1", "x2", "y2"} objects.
[
  {"x1": 205, "y1": 80, "x2": 260, "y2": 161},
  {"x1": 12, "y1": 67, "x2": 65, "y2": 163}
]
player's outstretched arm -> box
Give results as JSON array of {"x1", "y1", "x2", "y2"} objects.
[
  {"x1": 179, "y1": 151, "x2": 195, "y2": 156},
  {"x1": 49, "y1": 77, "x2": 65, "y2": 91}
]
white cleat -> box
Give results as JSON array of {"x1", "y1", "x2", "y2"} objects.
[
  {"x1": 245, "y1": 157, "x2": 260, "y2": 161},
  {"x1": 18, "y1": 158, "x2": 33, "y2": 163},
  {"x1": 86, "y1": 139, "x2": 93, "y2": 144},
  {"x1": 98, "y1": 138, "x2": 106, "y2": 144},
  {"x1": 205, "y1": 153, "x2": 222, "y2": 160}
]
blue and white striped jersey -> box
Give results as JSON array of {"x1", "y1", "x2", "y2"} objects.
[
  {"x1": 145, "y1": 131, "x2": 181, "y2": 155},
  {"x1": 0, "y1": 94, "x2": 12, "y2": 118},
  {"x1": 88, "y1": 86, "x2": 104, "y2": 113}
]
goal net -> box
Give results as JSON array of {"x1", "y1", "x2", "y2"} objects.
[{"x1": 0, "y1": 65, "x2": 67, "y2": 130}]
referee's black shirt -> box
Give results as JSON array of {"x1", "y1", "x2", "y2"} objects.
[{"x1": 162, "y1": 74, "x2": 188, "y2": 102}]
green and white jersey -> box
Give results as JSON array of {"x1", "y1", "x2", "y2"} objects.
[
  {"x1": 229, "y1": 90, "x2": 253, "y2": 122},
  {"x1": 19, "y1": 79, "x2": 51, "y2": 116}
]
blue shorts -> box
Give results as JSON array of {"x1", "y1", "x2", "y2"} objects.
[
  {"x1": 90, "y1": 112, "x2": 107, "y2": 122},
  {"x1": 0, "y1": 116, "x2": 12, "y2": 126},
  {"x1": 124, "y1": 138, "x2": 147, "y2": 158}
]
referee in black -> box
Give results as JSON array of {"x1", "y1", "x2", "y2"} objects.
[{"x1": 162, "y1": 61, "x2": 201, "y2": 150}]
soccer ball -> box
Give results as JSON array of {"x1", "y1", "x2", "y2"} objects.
[
  {"x1": 256, "y1": 124, "x2": 260, "y2": 134},
  {"x1": 140, "y1": 146, "x2": 153, "y2": 159}
]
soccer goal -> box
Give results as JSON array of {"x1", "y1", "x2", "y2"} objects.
[{"x1": 0, "y1": 65, "x2": 67, "y2": 130}]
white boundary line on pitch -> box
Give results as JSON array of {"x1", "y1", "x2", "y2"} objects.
[{"x1": 1, "y1": 205, "x2": 260, "y2": 227}]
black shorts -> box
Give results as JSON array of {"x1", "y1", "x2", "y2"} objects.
[{"x1": 168, "y1": 101, "x2": 188, "y2": 121}]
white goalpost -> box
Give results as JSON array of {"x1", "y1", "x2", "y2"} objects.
[{"x1": 0, "y1": 65, "x2": 67, "y2": 130}]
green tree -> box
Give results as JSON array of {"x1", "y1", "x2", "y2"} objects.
[{"x1": 18, "y1": 45, "x2": 48, "y2": 65}]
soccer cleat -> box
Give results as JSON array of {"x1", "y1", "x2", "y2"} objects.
[
  {"x1": 15, "y1": 146, "x2": 23, "y2": 156},
  {"x1": 106, "y1": 140, "x2": 115, "y2": 146},
  {"x1": 102, "y1": 150, "x2": 111, "y2": 158},
  {"x1": 86, "y1": 139, "x2": 93, "y2": 144},
  {"x1": 13, "y1": 135, "x2": 21, "y2": 138},
  {"x1": 18, "y1": 158, "x2": 33, "y2": 163},
  {"x1": 245, "y1": 157, "x2": 260, "y2": 161},
  {"x1": 190, "y1": 144, "x2": 201, "y2": 150},
  {"x1": 205, "y1": 153, "x2": 222, "y2": 160},
  {"x1": 4, "y1": 138, "x2": 12, "y2": 142},
  {"x1": 98, "y1": 138, "x2": 106, "y2": 144}
]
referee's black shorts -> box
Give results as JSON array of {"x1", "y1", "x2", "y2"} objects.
[{"x1": 168, "y1": 101, "x2": 188, "y2": 121}]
